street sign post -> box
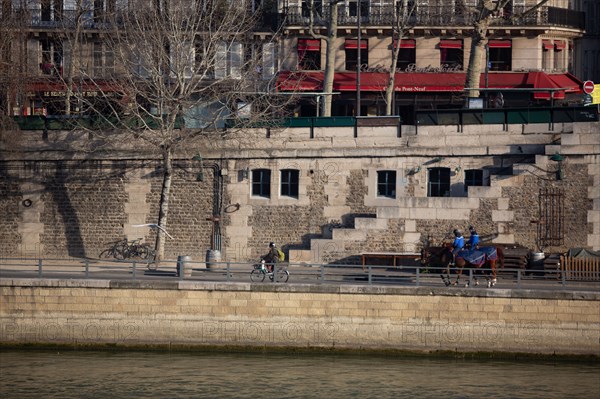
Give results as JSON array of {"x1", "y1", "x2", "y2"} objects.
[{"x1": 583, "y1": 80, "x2": 595, "y2": 94}]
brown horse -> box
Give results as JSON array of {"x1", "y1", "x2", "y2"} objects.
[{"x1": 422, "y1": 244, "x2": 504, "y2": 287}]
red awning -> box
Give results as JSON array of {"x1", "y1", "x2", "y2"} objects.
[
  {"x1": 393, "y1": 39, "x2": 416, "y2": 49},
  {"x1": 439, "y1": 40, "x2": 462, "y2": 49},
  {"x1": 277, "y1": 71, "x2": 583, "y2": 101},
  {"x1": 542, "y1": 40, "x2": 553, "y2": 50},
  {"x1": 488, "y1": 40, "x2": 511, "y2": 48},
  {"x1": 554, "y1": 40, "x2": 566, "y2": 50},
  {"x1": 25, "y1": 79, "x2": 124, "y2": 96},
  {"x1": 345, "y1": 39, "x2": 368, "y2": 49},
  {"x1": 298, "y1": 39, "x2": 320, "y2": 51},
  {"x1": 526, "y1": 71, "x2": 582, "y2": 99}
]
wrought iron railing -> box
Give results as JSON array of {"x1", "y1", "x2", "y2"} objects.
[
  {"x1": 281, "y1": 5, "x2": 584, "y2": 30},
  {"x1": 2, "y1": 5, "x2": 583, "y2": 31}
]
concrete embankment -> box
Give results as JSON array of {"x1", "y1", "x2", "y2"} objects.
[{"x1": 1, "y1": 278, "x2": 599, "y2": 357}]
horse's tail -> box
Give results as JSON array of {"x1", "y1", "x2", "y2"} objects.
[{"x1": 496, "y1": 246, "x2": 505, "y2": 269}]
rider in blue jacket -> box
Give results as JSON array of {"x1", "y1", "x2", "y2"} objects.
[
  {"x1": 452, "y1": 229, "x2": 465, "y2": 255},
  {"x1": 467, "y1": 225, "x2": 479, "y2": 250}
]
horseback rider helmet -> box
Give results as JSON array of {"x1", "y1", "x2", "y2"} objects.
[
  {"x1": 453, "y1": 229, "x2": 462, "y2": 237},
  {"x1": 269, "y1": 242, "x2": 276, "y2": 248}
]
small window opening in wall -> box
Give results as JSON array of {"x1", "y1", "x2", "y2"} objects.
[
  {"x1": 252, "y1": 169, "x2": 271, "y2": 198},
  {"x1": 428, "y1": 167, "x2": 450, "y2": 197},
  {"x1": 377, "y1": 170, "x2": 396, "y2": 198},
  {"x1": 280, "y1": 169, "x2": 299, "y2": 198},
  {"x1": 464, "y1": 169, "x2": 484, "y2": 192}
]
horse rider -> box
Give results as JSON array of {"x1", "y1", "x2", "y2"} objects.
[
  {"x1": 452, "y1": 229, "x2": 465, "y2": 256},
  {"x1": 466, "y1": 225, "x2": 480, "y2": 250}
]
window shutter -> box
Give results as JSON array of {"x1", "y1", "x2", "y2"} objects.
[
  {"x1": 262, "y1": 42, "x2": 276, "y2": 79},
  {"x1": 214, "y1": 42, "x2": 227, "y2": 79},
  {"x1": 230, "y1": 42, "x2": 243, "y2": 79}
]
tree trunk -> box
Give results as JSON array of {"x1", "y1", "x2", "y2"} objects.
[
  {"x1": 465, "y1": 21, "x2": 488, "y2": 101},
  {"x1": 321, "y1": 3, "x2": 339, "y2": 117},
  {"x1": 155, "y1": 147, "x2": 173, "y2": 261},
  {"x1": 385, "y1": 61, "x2": 397, "y2": 116}
]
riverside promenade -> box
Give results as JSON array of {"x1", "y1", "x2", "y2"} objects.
[{"x1": 1, "y1": 257, "x2": 599, "y2": 358}]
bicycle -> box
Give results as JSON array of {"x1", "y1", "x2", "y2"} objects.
[
  {"x1": 123, "y1": 238, "x2": 156, "y2": 262},
  {"x1": 99, "y1": 238, "x2": 128, "y2": 260},
  {"x1": 250, "y1": 259, "x2": 289, "y2": 283},
  {"x1": 99, "y1": 238, "x2": 156, "y2": 263}
]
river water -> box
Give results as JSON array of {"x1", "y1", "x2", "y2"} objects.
[{"x1": 0, "y1": 350, "x2": 598, "y2": 398}]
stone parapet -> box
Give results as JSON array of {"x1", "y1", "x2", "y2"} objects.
[{"x1": 1, "y1": 279, "x2": 598, "y2": 356}]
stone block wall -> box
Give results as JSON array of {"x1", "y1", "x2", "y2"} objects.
[
  {"x1": 1, "y1": 280, "x2": 598, "y2": 356},
  {"x1": 1, "y1": 122, "x2": 598, "y2": 262}
]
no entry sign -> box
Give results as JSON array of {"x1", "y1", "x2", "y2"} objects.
[{"x1": 583, "y1": 80, "x2": 595, "y2": 94}]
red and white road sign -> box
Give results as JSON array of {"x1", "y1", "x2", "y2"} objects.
[{"x1": 583, "y1": 80, "x2": 595, "y2": 94}]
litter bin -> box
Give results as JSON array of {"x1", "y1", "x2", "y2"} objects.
[
  {"x1": 528, "y1": 252, "x2": 545, "y2": 276},
  {"x1": 177, "y1": 255, "x2": 192, "y2": 278},
  {"x1": 206, "y1": 249, "x2": 221, "y2": 269}
]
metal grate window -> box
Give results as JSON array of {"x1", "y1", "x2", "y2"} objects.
[{"x1": 537, "y1": 187, "x2": 564, "y2": 248}]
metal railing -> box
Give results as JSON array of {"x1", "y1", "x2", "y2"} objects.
[
  {"x1": 2, "y1": 5, "x2": 584, "y2": 31},
  {"x1": 281, "y1": 5, "x2": 584, "y2": 30},
  {"x1": 1, "y1": 258, "x2": 598, "y2": 292}
]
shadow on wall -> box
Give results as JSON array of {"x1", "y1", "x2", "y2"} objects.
[{"x1": 48, "y1": 161, "x2": 86, "y2": 258}]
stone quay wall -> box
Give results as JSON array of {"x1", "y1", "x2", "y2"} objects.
[
  {"x1": 1, "y1": 121, "x2": 599, "y2": 263},
  {"x1": 1, "y1": 279, "x2": 599, "y2": 356}
]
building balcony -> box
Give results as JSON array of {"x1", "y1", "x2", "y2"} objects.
[{"x1": 280, "y1": 5, "x2": 585, "y2": 31}]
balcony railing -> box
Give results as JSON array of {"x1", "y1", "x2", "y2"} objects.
[
  {"x1": 281, "y1": 5, "x2": 584, "y2": 31},
  {"x1": 3, "y1": 5, "x2": 583, "y2": 32}
]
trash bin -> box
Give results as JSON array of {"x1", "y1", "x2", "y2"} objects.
[
  {"x1": 177, "y1": 255, "x2": 192, "y2": 278},
  {"x1": 205, "y1": 249, "x2": 221, "y2": 269},
  {"x1": 528, "y1": 252, "x2": 545, "y2": 276}
]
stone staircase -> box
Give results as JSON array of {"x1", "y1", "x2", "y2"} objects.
[{"x1": 287, "y1": 124, "x2": 600, "y2": 265}]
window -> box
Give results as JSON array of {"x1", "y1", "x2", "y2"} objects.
[
  {"x1": 214, "y1": 41, "x2": 244, "y2": 79},
  {"x1": 302, "y1": 0, "x2": 322, "y2": 18},
  {"x1": 280, "y1": 169, "x2": 299, "y2": 198},
  {"x1": 428, "y1": 167, "x2": 450, "y2": 197},
  {"x1": 93, "y1": 42, "x2": 114, "y2": 77},
  {"x1": 348, "y1": 0, "x2": 369, "y2": 18},
  {"x1": 464, "y1": 169, "x2": 484, "y2": 192},
  {"x1": 262, "y1": 42, "x2": 276, "y2": 79},
  {"x1": 440, "y1": 40, "x2": 463, "y2": 69},
  {"x1": 542, "y1": 39, "x2": 552, "y2": 71},
  {"x1": 377, "y1": 170, "x2": 396, "y2": 198},
  {"x1": 345, "y1": 39, "x2": 368, "y2": 71},
  {"x1": 394, "y1": 39, "x2": 416, "y2": 71},
  {"x1": 488, "y1": 40, "x2": 511, "y2": 71},
  {"x1": 252, "y1": 169, "x2": 271, "y2": 198},
  {"x1": 554, "y1": 40, "x2": 566, "y2": 71},
  {"x1": 298, "y1": 39, "x2": 321, "y2": 70}
]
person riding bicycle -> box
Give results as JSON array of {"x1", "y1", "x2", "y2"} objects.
[
  {"x1": 465, "y1": 225, "x2": 479, "y2": 250},
  {"x1": 263, "y1": 242, "x2": 284, "y2": 273},
  {"x1": 451, "y1": 229, "x2": 465, "y2": 256}
]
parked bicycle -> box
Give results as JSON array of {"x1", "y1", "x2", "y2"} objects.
[
  {"x1": 250, "y1": 259, "x2": 289, "y2": 283},
  {"x1": 100, "y1": 238, "x2": 156, "y2": 262}
]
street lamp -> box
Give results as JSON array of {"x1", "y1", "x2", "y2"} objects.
[
  {"x1": 356, "y1": 0, "x2": 361, "y2": 117},
  {"x1": 550, "y1": 152, "x2": 565, "y2": 180}
]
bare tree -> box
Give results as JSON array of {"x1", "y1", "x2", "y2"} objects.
[
  {"x1": 68, "y1": 0, "x2": 289, "y2": 260},
  {"x1": 0, "y1": 1, "x2": 25, "y2": 125},
  {"x1": 307, "y1": 0, "x2": 343, "y2": 117},
  {"x1": 384, "y1": 0, "x2": 416, "y2": 115},
  {"x1": 461, "y1": 0, "x2": 551, "y2": 101}
]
